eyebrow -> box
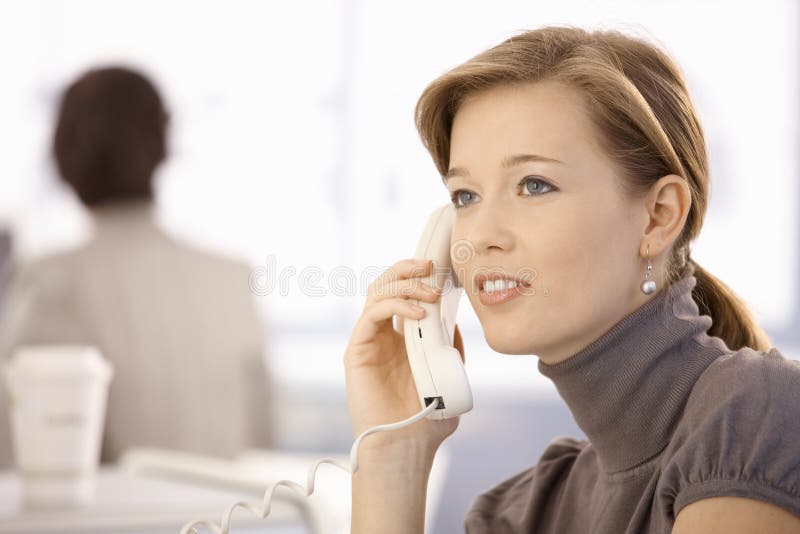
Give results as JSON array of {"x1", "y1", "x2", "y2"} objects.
[{"x1": 444, "y1": 153, "x2": 565, "y2": 182}]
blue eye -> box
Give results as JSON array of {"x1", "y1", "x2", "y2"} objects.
[
  {"x1": 450, "y1": 190, "x2": 476, "y2": 209},
  {"x1": 449, "y1": 176, "x2": 555, "y2": 210},
  {"x1": 520, "y1": 176, "x2": 554, "y2": 196}
]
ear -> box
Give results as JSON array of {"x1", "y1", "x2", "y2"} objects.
[{"x1": 640, "y1": 174, "x2": 692, "y2": 258}]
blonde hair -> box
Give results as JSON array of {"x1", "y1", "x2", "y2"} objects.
[{"x1": 415, "y1": 26, "x2": 771, "y2": 352}]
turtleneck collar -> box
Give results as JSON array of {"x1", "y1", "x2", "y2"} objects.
[{"x1": 537, "y1": 275, "x2": 733, "y2": 474}]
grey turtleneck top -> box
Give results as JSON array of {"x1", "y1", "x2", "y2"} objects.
[{"x1": 464, "y1": 274, "x2": 800, "y2": 533}]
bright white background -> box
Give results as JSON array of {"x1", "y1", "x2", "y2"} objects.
[
  {"x1": 0, "y1": 2, "x2": 798, "y2": 529},
  {"x1": 1, "y1": 0, "x2": 797, "y2": 391}
]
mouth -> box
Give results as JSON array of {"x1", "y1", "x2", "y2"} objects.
[
  {"x1": 473, "y1": 272, "x2": 532, "y2": 294},
  {"x1": 474, "y1": 272, "x2": 531, "y2": 306}
]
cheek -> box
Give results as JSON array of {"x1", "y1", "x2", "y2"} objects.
[
  {"x1": 518, "y1": 203, "x2": 623, "y2": 313},
  {"x1": 557, "y1": 195, "x2": 628, "y2": 268},
  {"x1": 450, "y1": 230, "x2": 476, "y2": 288},
  {"x1": 524, "y1": 214, "x2": 598, "y2": 287}
]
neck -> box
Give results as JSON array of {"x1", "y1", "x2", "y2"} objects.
[
  {"x1": 88, "y1": 199, "x2": 158, "y2": 237},
  {"x1": 537, "y1": 275, "x2": 732, "y2": 473}
]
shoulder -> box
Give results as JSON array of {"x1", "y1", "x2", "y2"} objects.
[
  {"x1": 465, "y1": 436, "x2": 589, "y2": 530},
  {"x1": 4, "y1": 249, "x2": 83, "y2": 301},
  {"x1": 0, "y1": 251, "x2": 91, "y2": 354},
  {"x1": 538, "y1": 435, "x2": 589, "y2": 464},
  {"x1": 680, "y1": 346, "x2": 800, "y2": 439},
  {"x1": 689, "y1": 345, "x2": 799, "y2": 406},
  {"x1": 162, "y1": 235, "x2": 254, "y2": 283},
  {"x1": 662, "y1": 346, "x2": 800, "y2": 523}
]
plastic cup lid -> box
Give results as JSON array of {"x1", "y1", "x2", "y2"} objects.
[{"x1": 2, "y1": 345, "x2": 113, "y2": 382}]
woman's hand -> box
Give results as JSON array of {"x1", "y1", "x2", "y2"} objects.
[{"x1": 343, "y1": 258, "x2": 465, "y2": 455}]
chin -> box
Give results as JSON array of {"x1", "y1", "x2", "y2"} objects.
[{"x1": 482, "y1": 324, "x2": 534, "y2": 355}]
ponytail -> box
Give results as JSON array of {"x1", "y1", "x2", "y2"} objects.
[{"x1": 687, "y1": 260, "x2": 772, "y2": 352}]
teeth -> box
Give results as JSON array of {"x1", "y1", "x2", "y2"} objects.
[{"x1": 483, "y1": 279, "x2": 517, "y2": 293}]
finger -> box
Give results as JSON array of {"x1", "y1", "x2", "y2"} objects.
[
  {"x1": 355, "y1": 298, "x2": 426, "y2": 342},
  {"x1": 369, "y1": 259, "x2": 432, "y2": 297},
  {"x1": 453, "y1": 323, "x2": 465, "y2": 364},
  {"x1": 368, "y1": 278, "x2": 441, "y2": 306}
]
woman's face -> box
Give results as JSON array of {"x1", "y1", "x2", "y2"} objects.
[{"x1": 447, "y1": 80, "x2": 655, "y2": 364}]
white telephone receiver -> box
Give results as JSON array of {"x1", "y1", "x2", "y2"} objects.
[{"x1": 403, "y1": 203, "x2": 473, "y2": 420}]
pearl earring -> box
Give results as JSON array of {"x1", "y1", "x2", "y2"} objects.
[{"x1": 641, "y1": 244, "x2": 656, "y2": 295}]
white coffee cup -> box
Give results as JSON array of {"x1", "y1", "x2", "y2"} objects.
[{"x1": 2, "y1": 345, "x2": 113, "y2": 508}]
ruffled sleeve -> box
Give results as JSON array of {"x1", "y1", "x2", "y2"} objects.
[
  {"x1": 660, "y1": 346, "x2": 800, "y2": 522},
  {"x1": 464, "y1": 436, "x2": 588, "y2": 533}
]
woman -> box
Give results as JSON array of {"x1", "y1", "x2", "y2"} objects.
[{"x1": 343, "y1": 27, "x2": 800, "y2": 533}]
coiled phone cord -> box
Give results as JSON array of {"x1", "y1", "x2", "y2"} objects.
[{"x1": 179, "y1": 400, "x2": 440, "y2": 534}]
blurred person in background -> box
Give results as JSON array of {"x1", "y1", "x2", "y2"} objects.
[
  {"x1": 0, "y1": 231, "x2": 10, "y2": 320},
  {"x1": 0, "y1": 66, "x2": 275, "y2": 467}
]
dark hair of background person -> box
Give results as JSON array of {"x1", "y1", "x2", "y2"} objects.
[{"x1": 53, "y1": 66, "x2": 169, "y2": 206}]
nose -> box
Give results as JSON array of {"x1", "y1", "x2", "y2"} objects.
[{"x1": 462, "y1": 198, "x2": 514, "y2": 256}]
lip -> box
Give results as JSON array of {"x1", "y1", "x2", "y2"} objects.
[
  {"x1": 473, "y1": 272, "x2": 531, "y2": 306},
  {"x1": 479, "y1": 284, "x2": 524, "y2": 306}
]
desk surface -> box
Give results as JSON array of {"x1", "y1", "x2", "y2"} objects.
[{"x1": 0, "y1": 467, "x2": 308, "y2": 534}]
